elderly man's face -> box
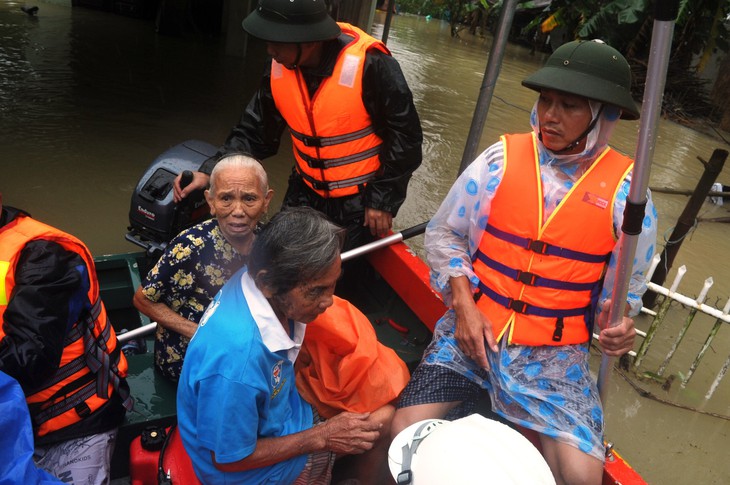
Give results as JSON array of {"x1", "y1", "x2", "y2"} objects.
[
  {"x1": 269, "y1": 257, "x2": 340, "y2": 324},
  {"x1": 205, "y1": 166, "x2": 272, "y2": 252}
]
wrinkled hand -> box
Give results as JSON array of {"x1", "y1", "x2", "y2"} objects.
[
  {"x1": 319, "y1": 412, "x2": 382, "y2": 455},
  {"x1": 453, "y1": 293, "x2": 497, "y2": 370},
  {"x1": 173, "y1": 171, "x2": 210, "y2": 202},
  {"x1": 597, "y1": 300, "x2": 636, "y2": 356},
  {"x1": 363, "y1": 208, "x2": 393, "y2": 238}
]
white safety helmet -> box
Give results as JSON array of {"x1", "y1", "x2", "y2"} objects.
[{"x1": 388, "y1": 414, "x2": 556, "y2": 485}]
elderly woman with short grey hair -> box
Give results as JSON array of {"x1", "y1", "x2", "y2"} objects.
[{"x1": 177, "y1": 206, "x2": 384, "y2": 485}]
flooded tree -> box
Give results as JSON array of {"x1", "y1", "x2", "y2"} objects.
[{"x1": 522, "y1": 0, "x2": 730, "y2": 128}]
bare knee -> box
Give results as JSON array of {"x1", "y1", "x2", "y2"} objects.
[
  {"x1": 390, "y1": 402, "x2": 460, "y2": 441},
  {"x1": 539, "y1": 436, "x2": 602, "y2": 485}
]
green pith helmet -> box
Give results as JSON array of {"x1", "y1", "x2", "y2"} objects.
[
  {"x1": 522, "y1": 40, "x2": 640, "y2": 120},
  {"x1": 242, "y1": 0, "x2": 342, "y2": 43}
]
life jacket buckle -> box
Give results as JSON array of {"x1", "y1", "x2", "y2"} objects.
[
  {"x1": 301, "y1": 135, "x2": 322, "y2": 148},
  {"x1": 527, "y1": 239, "x2": 548, "y2": 255},
  {"x1": 309, "y1": 179, "x2": 330, "y2": 191},
  {"x1": 507, "y1": 298, "x2": 528, "y2": 314},
  {"x1": 552, "y1": 317, "x2": 565, "y2": 342},
  {"x1": 516, "y1": 270, "x2": 538, "y2": 286}
]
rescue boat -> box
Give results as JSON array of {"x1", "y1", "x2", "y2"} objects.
[{"x1": 96, "y1": 142, "x2": 647, "y2": 482}]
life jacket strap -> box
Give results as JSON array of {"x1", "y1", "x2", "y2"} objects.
[
  {"x1": 289, "y1": 125, "x2": 375, "y2": 148},
  {"x1": 296, "y1": 168, "x2": 378, "y2": 192},
  {"x1": 478, "y1": 281, "x2": 590, "y2": 318},
  {"x1": 295, "y1": 145, "x2": 381, "y2": 169},
  {"x1": 32, "y1": 378, "x2": 99, "y2": 427},
  {"x1": 485, "y1": 224, "x2": 610, "y2": 263},
  {"x1": 24, "y1": 300, "x2": 107, "y2": 396},
  {"x1": 473, "y1": 250, "x2": 599, "y2": 292},
  {"x1": 81, "y1": 301, "x2": 134, "y2": 412},
  {"x1": 64, "y1": 296, "x2": 104, "y2": 343}
]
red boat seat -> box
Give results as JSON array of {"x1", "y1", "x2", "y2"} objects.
[{"x1": 129, "y1": 425, "x2": 202, "y2": 485}]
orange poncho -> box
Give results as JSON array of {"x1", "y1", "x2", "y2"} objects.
[{"x1": 295, "y1": 296, "x2": 410, "y2": 419}]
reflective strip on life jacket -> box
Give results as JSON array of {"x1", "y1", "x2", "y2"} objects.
[
  {"x1": 289, "y1": 125, "x2": 376, "y2": 149},
  {"x1": 0, "y1": 261, "x2": 8, "y2": 305}
]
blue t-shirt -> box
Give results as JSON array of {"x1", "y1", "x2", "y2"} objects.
[{"x1": 177, "y1": 268, "x2": 312, "y2": 484}]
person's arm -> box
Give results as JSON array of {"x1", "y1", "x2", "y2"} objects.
[
  {"x1": 424, "y1": 143, "x2": 504, "y2": 363},
  {"x1": 449, "y1": 275, "x2": 498, "y2": 370},
  {"x1": 424, "y1": 142, "x2": 504, "y2": 303},
  {"x1": 0, "y1": 241, "x2": 86, "y2": 390},
  {"x1": 360, "y1": 50, "x2": 423, "y2": 235},
  {"x1": 191, "y1": 373, "x2": 381, "y2": 474},
  {"x1": 174, "y1": 64, "x2": 286, "y2": 201},
  {"x1": 133, "y1": 287, "x2": 198, "y2": 339},
  {"x1": 133, "y1": 237, "x2": 201, "y2": 338},
  {"x1": 598, "y1": 184, "x2": 658, "y2": 355},
  {"x1": 212, "y1": 411, "x2": 382, "y2": 472}
]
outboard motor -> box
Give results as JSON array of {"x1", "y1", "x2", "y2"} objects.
[{"x1": 126, "y1": 140, "x2": 217, "y2": 256}]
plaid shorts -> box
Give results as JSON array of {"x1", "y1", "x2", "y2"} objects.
[
  {"x1": 293, "y1": 407, "x2": 336, "y2": 484},
  {"x1": 396, "y1": 363, "x2": 488, "y2": 419}
]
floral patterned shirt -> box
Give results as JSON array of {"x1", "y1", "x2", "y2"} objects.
[{"x1": 140, "y1": 219, "x2": 247, "y2": 382}]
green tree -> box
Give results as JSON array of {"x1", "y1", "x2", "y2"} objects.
[{"x1": 520, "y1": 0, "x2": 730, "y2": 126}]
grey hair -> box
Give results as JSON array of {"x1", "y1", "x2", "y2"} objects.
[
  {"x1": 250, "y1": 207, "x2": 345, "y2": 295},
  {"x1": 209, "y1": 154, "x2": 268, "y2": 194}
]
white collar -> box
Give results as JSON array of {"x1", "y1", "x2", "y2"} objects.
[{"x1": 240, "y1": 271, "x2": 305, "y2": 362}]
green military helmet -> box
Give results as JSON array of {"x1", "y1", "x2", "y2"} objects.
[
  {"x1": 522, "y1": 40, "x2": 640, "y2": 120},
  {"x1": 243, "y1": 0, "x2": 342, "y2": 43}
]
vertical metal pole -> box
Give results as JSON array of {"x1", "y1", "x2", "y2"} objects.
[
  {"x1": 597, "y1": 0, "x2": 679, "y2": 403},
  {"x1": 380, "y1": 1, "x2": 395, "y2": 44},
  {"x1": 457, "y1": 0, "x2": 518, "y2": 175}
]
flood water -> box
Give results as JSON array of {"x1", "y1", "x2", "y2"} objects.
[{"x1": 2, "y1": 2, "x2": 729, "y2": 483}]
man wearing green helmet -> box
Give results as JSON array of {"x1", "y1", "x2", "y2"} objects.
[
  {"x1": 392, "y1": 40, "x2": 657, "y2": 485},
  {"x1": 173, "y1": 0, "x2": 422, "y2": 258}
]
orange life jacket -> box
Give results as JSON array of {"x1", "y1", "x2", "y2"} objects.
[
  {"x1": 0, "y1": 215, "x2": 132, "y2": 437},
  {"x1": 473, "y1": 132, "x2": 633, "y2": 346},
  {"x1": 270, "y1": 22, "x2": 389, "y2": 198}
]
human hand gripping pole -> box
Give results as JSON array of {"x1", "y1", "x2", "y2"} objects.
[
  {"x1": 173, "y1": 170, "x2": 209, "y2": 202},
  {"x1": 596, "y1": 0, "x2": 679, "y2": 403}
]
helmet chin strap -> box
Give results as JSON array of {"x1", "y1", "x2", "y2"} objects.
[
  {"x1": 291, "y1": 43, "x2": 303, "y2": 69},
  {"x1": 540, "y1": 105, "x2": 605, "y2": 154}
]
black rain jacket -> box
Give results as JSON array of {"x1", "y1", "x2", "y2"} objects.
[{"x1": 200, "y1": 32, "x2": 423, "y2": 221}]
